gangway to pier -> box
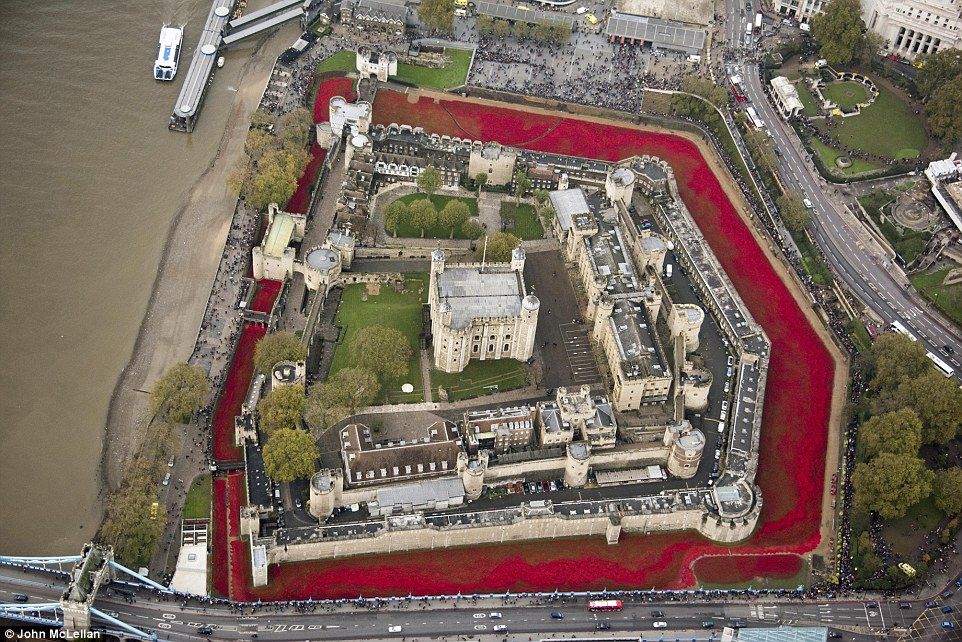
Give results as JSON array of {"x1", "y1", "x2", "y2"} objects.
[
  {"x1": 227, "y1": 0, "x2": 303, "y2": 30},
  {"x1": 222, "y1": 5, "x2": 304, "y2": 46},
  {"x1": 169, "y1": 0, "x2": 234, "y2": 132}
]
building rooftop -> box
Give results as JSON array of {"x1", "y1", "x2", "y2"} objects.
[
  {"x1": 352, "y1": 0, "x2": 409, "y2": 22},
  {"x1": 263, "y1": 212, "x2": 295, "y2": 257},
  {"x1": 608, "y1": 300, "x2": 668, "y2": 380},
  {"x1": 372, "y1": 477, "x2": 465, "y2": 516},
  {"x1": 306, "y1": 247, "x2": 339, "y2": 272},
  {"x1": 735, "y1": 628, "x2": 827, "y2": 642},
  {"x1": 606, "y1": 13, "x2": 707, "y2": 54},
  {"x1": 771, "y1": 76, "x2": 804, "y2": 114},
  {"x1": 586, "y1": 222, "x2": 638, "y2": 295},
  {"x1": 341, "y1": 421, "x2": 462, "y2": 486},
  {"x1": 549, "y1": 188, "x2": 594, "y2": 232},
  {"x1": 436, "y1": 266, "x2": 525, "y2": 329},
  {"x1": 475, "y1": 0, "x2": 576, "y2": 28}
]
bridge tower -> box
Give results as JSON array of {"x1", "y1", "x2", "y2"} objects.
[{"x1": 60, "y1": 543, "x2": 114, "y2": 635}]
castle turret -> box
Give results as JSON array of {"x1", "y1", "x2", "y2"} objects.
[
  {"x1": 669, "y1": 303, "x2": 705, "y2": 354},
  {"x1": 309, "y1": 469, "x2": 343, "y2": 521},
  {"x1": 666, "y1": 424, "x2": 705, "y2": 479},
  {"x1": 518, "y1": 294, "x2": 540, "y2": 362},
  {"x1": 592, "y1": 295, "x2": 614, "y2": 343},
  {"x1": 511, "y1": 245, "x2": 526, "y2": 272},
  {"x1": 457, "y1": 451, "x2": 488, "y2": 501},
  {"x1": 564, "y1": 441, "x2": 591, "y2": 488},
  {"x1": 431, "y1": 247, "x2": 446, "y2": 274}
]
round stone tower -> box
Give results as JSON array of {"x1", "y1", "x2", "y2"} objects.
[
  {"x1": 668, "y1": 427, "x2": 705, "y2": 479},
  {"x1": 309, "y1": 469, "x2": 343, "y2": 521},
  {"x1": 592, "y1": 295, "x2": 614, "y2": 343},
  {"x1": 564, "y1": 441, "x2": 591, "y2": 488},
  {"x1": 457, "y1": 451, "x2": 488, "y2": 501}
]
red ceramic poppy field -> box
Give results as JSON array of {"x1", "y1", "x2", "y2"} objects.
[
  {"x1": 211, "y1": 323, "x2": 267, "y2": 461},
  {"x1": 284, "y1": 144, "x2": 327, "y2": 215},
  {"x1": 250, "y1": 279, "x2": 282, "y2": 315},
  {"x1": 208, "y1": 80, "x2": 836, "y2": 599}
]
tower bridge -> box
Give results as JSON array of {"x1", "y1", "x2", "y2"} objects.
[{"x1": 0, "y1": 543, "x2": 166, "y2": 640}]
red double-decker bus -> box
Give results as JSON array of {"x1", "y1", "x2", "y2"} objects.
[{"x1": 587, "y1": 599, "x2": 623, "y2": 612}]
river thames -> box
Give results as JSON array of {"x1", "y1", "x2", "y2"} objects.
[{"x1": 0, "y1": 0, "x2": 262, "y2": 553}]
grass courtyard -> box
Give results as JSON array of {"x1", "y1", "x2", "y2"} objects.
[
  {"x1": 822, "y1": 80, "x2": 870, "y2": 111},
  {"x1": 395, "y1": 48, "x2": 473, "y2": 89},
  {"x1": 795, "y1": 81, "x2": 821, "y2": 118},
  {"x1": 388, "y1": 193, "x2": 479, "y2": 239},
  {"x1": 182, "y1": 474, "x2": 211, "y2": 520},
  {"x1": 500, "y1": 202, "x2": 544, "y2": 240},
  {"x1": 821, "y1": 83, "x2": 926, "y2": 160},
  {"x1": 910, "y1": 268, "x2": 962, "y2": 328},
  {"x1": 330, "y1": 275, "x2": 428, "y2": 404},
  {"x1": 857, "y1": 190, "x2": 931, "y2": 262},
  {"x1": 808, "y1": 138, "x2": 882, "y2": 177},
  {"x1": 315, "y1": 50, "x2": 356, "y2": 75},
  {"x1": 312, "y1": 48, "x2": 473, "y2": 90},
  {"x1": 431, "y1": 359, "x2": 529, "y2": 402}
]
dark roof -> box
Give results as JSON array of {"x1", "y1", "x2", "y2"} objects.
[{"x1": 341, "y1": 421, "x2": 462, "y2": 486}]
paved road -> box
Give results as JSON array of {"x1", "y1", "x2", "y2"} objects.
[
  {"x1": 3, "y1": 570, "x2": 932, "y2": 641},
  {"x1": 734, "y1": 63, "x2": 962, "y2": 373}
]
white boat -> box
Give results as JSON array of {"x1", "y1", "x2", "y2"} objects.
[{"x1": 154, "y1": 24, "x2": 183, "y2": 81}]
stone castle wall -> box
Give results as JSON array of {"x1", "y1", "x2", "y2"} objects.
[{"x1": 265, "y1": 507, "x2": 755, "y2": 571}]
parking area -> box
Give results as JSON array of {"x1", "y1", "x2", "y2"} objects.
[
  {"x1": 559, "y1": 322, "x2": 602, "y2": 385},
  {"x1": 524, "y1": 249, "x2": 603, "y2": 389}
]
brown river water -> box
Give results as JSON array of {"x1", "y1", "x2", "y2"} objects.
[{"x1": 0, "y1": 0, "x2": 262, "y2": 553}]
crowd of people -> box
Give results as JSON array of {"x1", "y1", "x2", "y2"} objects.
[{"x1": 469, "y1": 31, "x2": 691, "y2": 113}]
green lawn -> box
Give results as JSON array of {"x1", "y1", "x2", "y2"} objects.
[
  {"x1": 330, "y1": 275, "x2": 428, "y2": 404},
  {"x1": 182, "y1": 474, "x2": 211, "y2": 520},
  {"x1": 858, "y1": 191, "x2": 931, "y2": 262},
  {"x1": 822, "y1": 80, "x2": 870, "y2": 111},
  {"x1": 787, "y1": 226, "x2": 834, "y2": 286},
  {"x1": 315, "y1": 50, "x2": 357, "y2": 75},
  {"x1": 395, "y1": 48, "x2": 473, "y2": 89},
  {"x1": 847, "y1": 318, "x2": 873, "y2": 354},
  {"x1": 500, "y1": 202, "x2": 544, "y2": 240},
  {"x1": 808, "y1": 138, "x2": 882, "y2": 176},
  {"x1": 830, "y1": 83, "x2": 926, "y2": 159},
  {"x1": 910, "y1": 269, "x2": 962, "y2": 327},
  {"x1": 389, "y1": 193, "x2": 479, "y2": 239},
  {"x1": 795, "y1": 81, "x2": 821, "y2": 118},
  {"x1": 431, "y1": 359, "x2": 529, "y2": 402}
]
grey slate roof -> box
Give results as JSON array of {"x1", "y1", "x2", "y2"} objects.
[
  {"x1": 606, "y1": 13, "x2": 706, "y2": 54},
  {"x1": 437, "y1": 267, "x2": 524, "y2": 329}
]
